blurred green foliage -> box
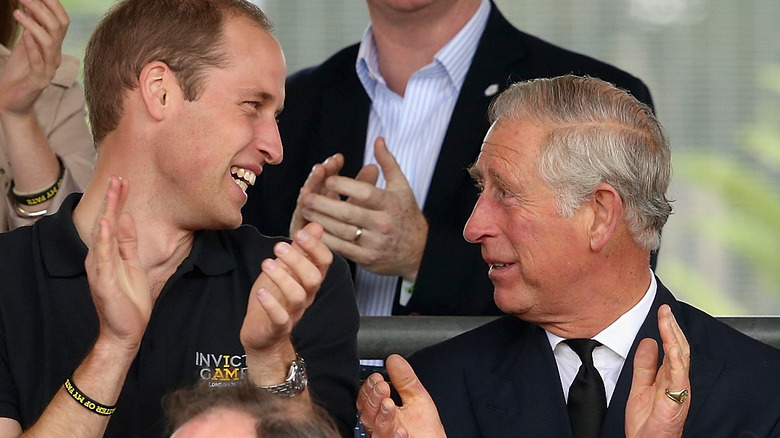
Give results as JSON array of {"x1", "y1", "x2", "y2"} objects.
[{"x1": 666, "y1": 63, "x2": 780, "y2": 314}]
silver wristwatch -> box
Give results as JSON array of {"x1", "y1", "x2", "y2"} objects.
[{"x1": 259, "y1": 355, "x2": 307, "y2": 397}]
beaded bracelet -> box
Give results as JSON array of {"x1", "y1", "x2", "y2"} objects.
[
  {"x1": 64, "y1": 377, "x2": 117, "y2": 416},
  {"x1": 11, "y1": 157, "x2": 65, "y2": 207}
]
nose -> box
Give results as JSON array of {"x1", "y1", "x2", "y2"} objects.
[
  {"x1": 463, "y1": 194, "x2": 494, "y2": 244},
  {"x1": 255, "y1": 120, "x2": 283, "y2": 165}
]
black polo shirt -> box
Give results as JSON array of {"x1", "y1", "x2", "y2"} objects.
[{"x1": 0, "y1": 194, "x2": 359, "y2": 437}]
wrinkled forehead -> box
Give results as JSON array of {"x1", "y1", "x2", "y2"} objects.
[{"x1": 474, "y1": 118, "x2": 546, "y2": 173}]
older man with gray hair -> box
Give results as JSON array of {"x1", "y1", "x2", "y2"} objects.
[{"x1": 358, "y1": 75, "x2": 780, "y2": 438}]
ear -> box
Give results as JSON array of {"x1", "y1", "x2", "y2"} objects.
[
  {"x1": 139, "y1": 61, "x2": 175, "y2": 121},
  {"x1": 587, "y1": 183, "x2": 623, "y2": 252}
]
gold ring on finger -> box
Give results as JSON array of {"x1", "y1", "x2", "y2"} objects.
[{"x1": 664, "y1": 388, "x2": 689, "y2": 404}]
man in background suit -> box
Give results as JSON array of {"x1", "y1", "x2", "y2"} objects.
[
  {"x1": 242, "y1": 0, "x2": 656, "y2": 317},
  {"x1": 357, "y1": 76, "x2": 780, "y2": 437}
]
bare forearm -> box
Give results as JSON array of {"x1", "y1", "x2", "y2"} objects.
[
  {"x1": 0, "y1": 111, "x2": 61, "y2": 199},
  {"x1": 19, "y1": 339, "x2": 137, "y2": 438}
]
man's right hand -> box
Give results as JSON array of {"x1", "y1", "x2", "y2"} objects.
[
  {"x1": 357, "y1": 354, "x2": 447, "y2": 438},
  {"x1": 85, "y1": 176, "x2": 152, "y2": 352}
]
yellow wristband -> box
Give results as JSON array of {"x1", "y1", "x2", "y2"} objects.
[
  {"x1": 11, "y1": 157, "x2": 65, "y2": 206},
  {"x1": 64, "y1": 377, "x2": 117, "y2": 416}
]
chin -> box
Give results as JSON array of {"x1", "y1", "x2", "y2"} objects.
[
  {"x1": 493, "y1": 288, "x2": 534, "y2": 317},
  {"x1": 204, "y1": 214, "x2": 243, "y2": 231}
]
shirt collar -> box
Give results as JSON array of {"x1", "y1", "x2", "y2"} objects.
[
  {"x1": 545, "y1": 271, "x2": 658, "y2": 359},
  {"x1": 184, "y1": 230, "x2": 237, "y2": 276},
  {"x1": 40, "y1": 193, "x2": 235, "y2": 278},
  {"x1": 40, "y1": 193, "x2": 88, "y2": 277},
  {"x1": 355, "y1": 0, "x2": 491, "y2": 98}
]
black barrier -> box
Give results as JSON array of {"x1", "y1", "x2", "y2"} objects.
[{"x1": 358, "y1": 316, "x2": 780, "y2": 360}]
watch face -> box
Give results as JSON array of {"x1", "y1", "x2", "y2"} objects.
[
  {"x1": 291, "y1": 358, "x2": 308, "y2": 393},
  {"x1": 260, "y1": 356, "x2": 307, "y2": 397}
]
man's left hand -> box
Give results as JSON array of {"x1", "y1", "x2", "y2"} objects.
[
  {"x1": 625, "y1": 304, "x2": 691, "y2": 438},
  {"x1": 240, "y1": 222, "x2": 332, "y2": 384}
]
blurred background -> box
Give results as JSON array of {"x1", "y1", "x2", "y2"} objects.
[{"x1": 61, "y1": 0, "x2": 780, "y2": 315}]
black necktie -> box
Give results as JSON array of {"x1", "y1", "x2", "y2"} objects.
[{"x1": 565, "y1": 339, "x2": 607, "y2": 438}]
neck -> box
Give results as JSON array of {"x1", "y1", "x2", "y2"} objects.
[
  {"x1": 540, "y1": 251, "x2": 653, "y2": 339},
  {"x1": 73, "y1": 153, "x2": 194, "y2": 299},
  {"x1": 367, "y1": 0, "x2": 482, "y2": 95}
]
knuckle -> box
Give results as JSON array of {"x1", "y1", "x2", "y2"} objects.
[{"x1": 376, "y1": 218, "x2": 395, "y2": 235}]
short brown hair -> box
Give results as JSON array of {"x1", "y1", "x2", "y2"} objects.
[
  {"x1": 1, "y1": 0, "x2": 21, "y2": 47},
  {"x1": 83, "y1": 0, "x2": 273, "y2": 143},
  {"x1": 164, "y1": 380, "x2": 340, "y2": 438}
]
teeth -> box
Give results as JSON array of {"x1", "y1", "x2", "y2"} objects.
[
  {"x1": 491, "y1": 263, "x2": 508, "y2": 269},
  {"x1": 230, "y1": 166, "x2": 257, "y2": 189}
]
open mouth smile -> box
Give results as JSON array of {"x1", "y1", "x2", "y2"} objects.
[{"x1": 231, "y1": 166, "x2": 257, "y2": 193}]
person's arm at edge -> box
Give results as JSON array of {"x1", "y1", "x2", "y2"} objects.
[
  {"x1": 0, "y1": 176, "x2": 151, "y2": 437},
  {"x1": 0, "y1": 0, "x2": 74, "y2": 224}
]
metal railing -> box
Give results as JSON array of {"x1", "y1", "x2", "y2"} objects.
[{"x1": 357, "y1": 316, "x2": 780, "y2": 360}]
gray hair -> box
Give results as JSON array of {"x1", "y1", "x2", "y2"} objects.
[{"x1": 488, "y1": 75, "x2": 672, "y2": 250}]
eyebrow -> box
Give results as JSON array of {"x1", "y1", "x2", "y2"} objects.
[
  {"x1": 243, "y1": 89, "x2": 284, "y2": 114},
  {"x1": 467, "y1": 163, "x2": 482, "y2": 181}
]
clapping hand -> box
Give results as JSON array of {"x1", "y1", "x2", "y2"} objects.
[
  {"x1": 357, "y1": 354, "x2": 447, "y2": 438},
  {"x1": 291, "y1": 137, "x2": 428, "y2": 282},
  {"x1": 240, "y1": 222, "x2": 332, "y2": 356},
  {"x1": 626, "y1": 304, "x2": 691, "y2": 438},
  {"x1": 0, "y1": 0, "x2": 69, "y2": 117},
  {"x1": 85, "y1": 176, "x2": 152, "y2": 351}
]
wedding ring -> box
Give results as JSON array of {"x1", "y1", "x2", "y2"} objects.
[
  {"x1": 664, "y1": 388, "x2": 689, "y2": 404},
  {"x1": 353, "y1": 227, "x2": 363, "y2": 242}
]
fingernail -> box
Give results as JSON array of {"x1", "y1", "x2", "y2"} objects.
[
  {"x1": 262, "y1": 258, "x2": 277, "y2": 271},
  {"x1": 275, "y1": 242, "x2": 290, "y2": 255},
  {"x1": 296, "y1": 229, "x2": 310, "y2": 243}
]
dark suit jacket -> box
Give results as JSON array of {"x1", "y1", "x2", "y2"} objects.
[
  {"x1": 408, "y1": 278, "x2": 780, "y2": 437},
  {"x1": 243, "y1": 3, "x2": 654, "y2": 316}
]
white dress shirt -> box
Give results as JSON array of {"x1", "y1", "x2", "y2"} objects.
[
  {"x1": 353, "y1": 0, "x2": 491, "y2": 318},
  {"x1": 546, "y1": 272, "x2": 657, "y2": 405}
]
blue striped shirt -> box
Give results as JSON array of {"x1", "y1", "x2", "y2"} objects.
[{"x1": 354, "y1": 0, "x2": 491, "y2": 318}]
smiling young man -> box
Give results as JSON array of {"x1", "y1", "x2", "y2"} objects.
[{"x1": 0, "y1": 1, "x2": 359, "y2": 437}]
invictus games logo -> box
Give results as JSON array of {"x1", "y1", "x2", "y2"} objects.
[{"x1": 196, "y1": 352, "x2": 248, "y2": 387}]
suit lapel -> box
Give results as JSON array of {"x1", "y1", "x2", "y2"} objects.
[
  {"x1": 318, "y1": 50, "x2": 371, "y2": 178},
  {"x1": 465, "y1": 323, "x2": 572, "y2": 437},
  {"x1": 423, "y1": 3, "x2": 527, "y2": 221}
]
